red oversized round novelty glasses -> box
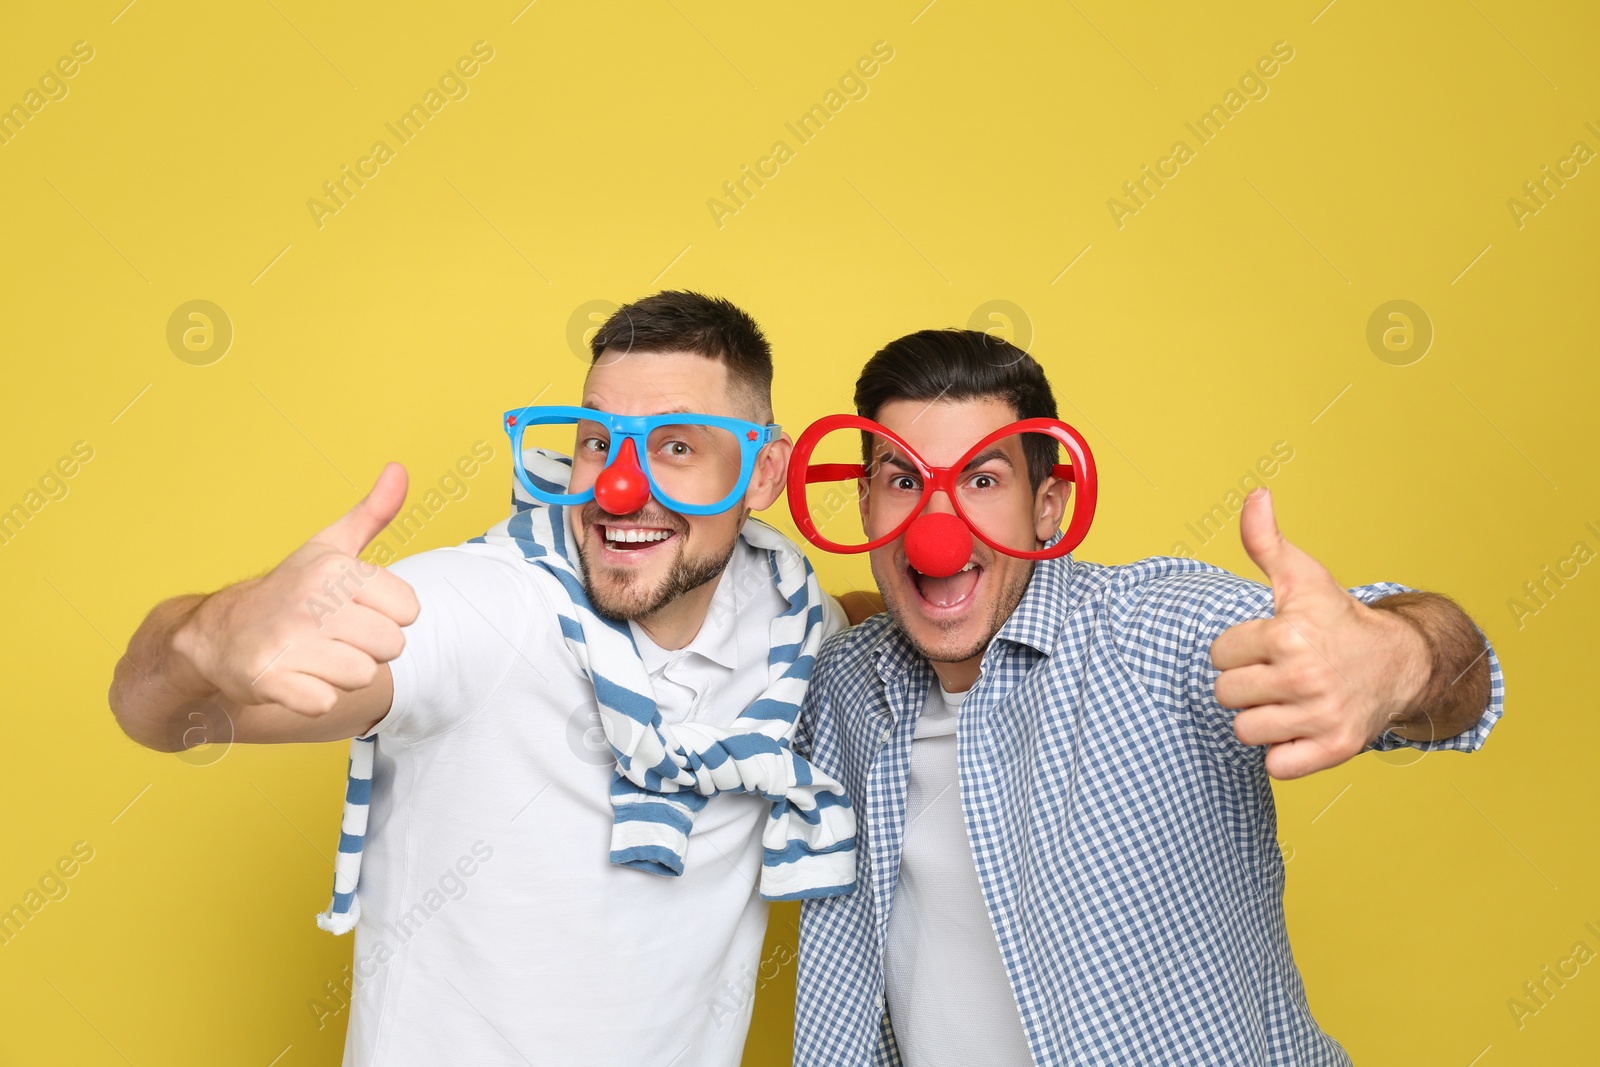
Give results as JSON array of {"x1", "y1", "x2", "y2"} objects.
[{"x1": 786, "y1": 414, "x2": 1098, "y2": 577}]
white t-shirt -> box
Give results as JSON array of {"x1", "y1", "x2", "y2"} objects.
[
  {"x1": 341, "y1": 536, "x2": 844, "y2": 1067},
  {"x1": 882, "y1": 679, "x2": 1035, "y2": 1067}
]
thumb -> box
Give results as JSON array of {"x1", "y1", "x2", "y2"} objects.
[
  {"x1": 1239, "y1": 488, "x2": 1323, "y2": 610},
  {"x1": 310, "y1": 463, "x2": 408, "y2": 557}
]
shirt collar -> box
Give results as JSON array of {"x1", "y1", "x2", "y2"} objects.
[
  {"x1": 988, "y1": 553, "x2": 1074, "y2": 658},
  {"x1": 689, "y1": 557, "x2": 742, "y2": 671}
]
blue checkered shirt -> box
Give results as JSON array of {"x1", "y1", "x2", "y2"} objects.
[{"x1": 794, "y1": 554, "x2": 1504, "y2": 1066}]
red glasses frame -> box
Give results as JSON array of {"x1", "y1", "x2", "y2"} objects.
[{"x1": 786, "y1": 414, "x2": 1098, "y2": 559}]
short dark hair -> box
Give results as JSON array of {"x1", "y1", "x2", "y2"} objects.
[
  {"x1": 590, "y1": 290, "x2": 773, "y2": 419},
  {"x1": 853, "y1": 329, "x2": 1060, "y2": 488}
]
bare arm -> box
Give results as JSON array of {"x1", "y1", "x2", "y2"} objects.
[
  {"x1": 109, "y1": 591, "x2": 395, "y2": 750},
  {"x1": 1211, "y1": 490, "x2": 1498, "y2": 779},
  {"x1": 108, "y1": 465, "x2": 418, "y2": 752},
  {"x1": 1369, "y1": 590, "x2": 1491, "y2": 743}
]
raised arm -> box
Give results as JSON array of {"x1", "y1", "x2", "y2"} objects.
[
  {"x1": 1209, "y1": 490, "x2": 1495, "y2": 780},
  {"x1": 109, "y1": 464, "x2": 419, "y2": 751}
]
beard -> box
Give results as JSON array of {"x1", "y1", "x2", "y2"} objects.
[
  {"x1": 573, "y1": 504, "x2": 737, "y2": 623},
  {"x1": 874, "y1": 554, "x2": 1035, "y2": 666}
]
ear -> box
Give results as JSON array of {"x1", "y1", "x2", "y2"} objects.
[
  {"x1": 744, "y1": 433, "x2": 793, "y2": 512},
  {"x1": 1034, "y1": 474, "x2": 1071, "y2": 545}
]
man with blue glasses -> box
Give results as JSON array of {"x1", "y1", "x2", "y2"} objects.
[{"x1": 109, "y1": 291, "x2": 855, "y2": 1066}]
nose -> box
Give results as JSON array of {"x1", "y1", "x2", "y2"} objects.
[
  {"x1": 903, "y1": 511, "x2": 973, "y2": 578},
  {"x1": 923, "y1": 487, "x2": 957, "y2": 515},
  {"x1": 593, "y1": 438, "x2": 652, "y2": 516}
]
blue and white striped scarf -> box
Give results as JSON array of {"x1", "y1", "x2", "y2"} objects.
[{"x1": 317, "y1": 449, "x2": 857, "y2": 934}]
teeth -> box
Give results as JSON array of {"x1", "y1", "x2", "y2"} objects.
[
  {"x1": 604, "y1": 527, "x2": 671, "y2": 543},
  {"x1": 908, "y1": 561, "x2": 977, "y2": 577}
]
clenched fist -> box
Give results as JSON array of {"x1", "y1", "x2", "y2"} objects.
[{"x1": 172, "y1": 464, "x2": 421, "y2": 717}]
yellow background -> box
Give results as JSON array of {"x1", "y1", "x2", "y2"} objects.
[{"x1": 2, "y1": 1, "x2": 1595, "y2": 1063}]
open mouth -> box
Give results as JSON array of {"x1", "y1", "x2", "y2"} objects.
[
  {"x1": 907, "y1": 559, "x2": 982, "y2": 613},
  {"x1": 597, "y1": 524, "x2": 678, "y2": 553}
]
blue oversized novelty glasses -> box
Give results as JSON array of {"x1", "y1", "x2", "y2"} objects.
[{"x1": 502, "y1": 404, "x2": 783, "y2": 516}]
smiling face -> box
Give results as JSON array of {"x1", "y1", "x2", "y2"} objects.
[
  {"x1": 863, "y1": 397, "x2": 1069, "y2": 687},
  {"x1": 568, "y1": 348, "x2": 788, "y2": 645}
]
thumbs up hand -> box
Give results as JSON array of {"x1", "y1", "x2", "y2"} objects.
[
  {"x1": 1209, "y1": 489, "x2": 1430, "y2": 780},
  {"x1": 173, "y1": 464, "x2": 422, "y2": 717}
]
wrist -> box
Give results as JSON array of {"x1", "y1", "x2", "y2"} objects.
[{"x1": 1369, "y1": 601, "x2": 1440, "y2": 739}]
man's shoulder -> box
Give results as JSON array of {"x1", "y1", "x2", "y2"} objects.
[
  {"x1": 1076, "y1": 555, "x2": 1268, "y2": 619},
  {"x1": 803, "y1": 615, "x2": 896, "y2": 746},
  {"x1": 815, "y1": 613, "x2": 897, "y2": 685},
  {"x1": 387, "y1": 539, "x2": 568, "y2": 626},
  {"x1": 1062, "y1": 558, "x2": 1273, "y2": 687},
  {"x1": 389, "y1": 537, "x2": 534, "y2": 582}
]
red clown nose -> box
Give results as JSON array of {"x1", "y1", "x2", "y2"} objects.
[
  {"x1": 593, "y1": 438, "x2": 652, "y2": 515},
  {"x1": 903, "y1": 512, "x2": 973, "y2": 578}
]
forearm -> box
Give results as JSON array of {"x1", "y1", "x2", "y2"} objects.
[
  {"x1": 1371, "y1": 591, "x2": 1492, "y2": 743},
  {"x1": 108, "y1": 592, "x2": 229, "y2": 752}
]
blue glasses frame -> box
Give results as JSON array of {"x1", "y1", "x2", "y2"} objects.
[{"x1": 502, "y1": 404, "x2": 783, "y2": 515}]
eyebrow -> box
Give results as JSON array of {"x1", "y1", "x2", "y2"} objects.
[
  {"x1": 872, "y1": 450, "x2": 918, "y2": 474},
  {"x1": 869, "y1": 446, "x2": 1019, "y2": 475},
  {"x1": 961, "y1": 447, "x2": 1016, "y2": 473}
]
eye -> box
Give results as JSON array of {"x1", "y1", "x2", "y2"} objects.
[
  {"x1": 660, "y1": 440, "x2": 692, "y2": 458},
  {"x1": 889, "y1": 475, "x2": 920, "y2": 492},
  {"x1": 969, "y1": 473, "x2": 998, "y2": 490},
  {"x1": 580, "y1": 436, "x2": 609, "y2": 454}
]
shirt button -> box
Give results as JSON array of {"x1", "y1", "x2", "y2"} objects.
[{"x1": 873, "y1": 992, "x2": 885, "y2": 1012}]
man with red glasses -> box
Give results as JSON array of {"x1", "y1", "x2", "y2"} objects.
[
  {"x1": 789, "y1": 329, "x2": 1502, "y2": 1066},
  {"x1": 108, "y1": 291, "x2": 857, "y2": 1067}
]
